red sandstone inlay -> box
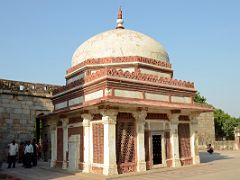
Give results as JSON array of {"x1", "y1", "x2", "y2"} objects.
[
  {"x1": 54, "y1": 68, "x2": 194, "y2": 95},
  {"x1": 67, "y1": 56, "x2": 172, "y2": 74}
]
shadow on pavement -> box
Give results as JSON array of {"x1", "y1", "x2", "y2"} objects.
[{"x1": 199, "y1": 151, "x2": 233, "y2": 163}]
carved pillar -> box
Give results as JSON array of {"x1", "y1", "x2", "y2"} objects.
[
  {"x1": 190, "y1": 113, "x2": 200, "y2": 164},
  {"x1": 169, "y1": 114, "x2": 181, "y2": 167},
  {"x1": 81, "y1": 113, "x2": 93, "y2": 173},
  {"x1": 61, "y1": 118, "x2": 69, "y2": 169},
  {"x1": 133, "y1": 110, "x2": 147, "y2": 172},
  {"x1": 50, "y1": 123, "x2": 57, "y2": 168},
  {"x1": 101, "y1": 110, "x2": 118, "y2": 175}
]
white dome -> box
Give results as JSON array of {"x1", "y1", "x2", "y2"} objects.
[{"x1": 72, "y1": 29, "x2": 169, "y2": 67}]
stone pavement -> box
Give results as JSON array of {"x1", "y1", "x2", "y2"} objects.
[{"x1": 0, "y1": 151, "x2": 240, "y2": 180}]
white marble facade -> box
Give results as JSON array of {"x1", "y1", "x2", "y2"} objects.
[{"x1": 48, "y1": 109, "x2": 200, "y2": 175}]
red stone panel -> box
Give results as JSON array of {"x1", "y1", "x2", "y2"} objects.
[
  {"x1": 116, "y1": 113, "x2": 137, "y2": 174},
  {"x1": 57, "y1": 128, "x2": 63, "y2": 167},
  {"x1": 178, "y1": 123, "x2": 192, "y2": 166},
  {"x1": 144, "y1": 130, "x2": 152, "y2": 170},
  {"x1": 164, "y1": 131, "x2": 172, "y2": 167},
  {"x1": 92, "y1": 123, "x2": 104, "y2": 164}
]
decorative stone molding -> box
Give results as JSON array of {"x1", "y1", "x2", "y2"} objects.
[
  {"x1": 81, "y1": 114, "x2": 93, "y2": 127},
  {"x1": 48, "y1": 119, "x2": 57, "y2": 130},
  {"x1": 66, "y1": 56, "x2": 172, "y2": 75},
  {"x1": 104, "y1": 88, "x2": 112, "y2": 96},
  {"x1": 61, "y1": 118, "x2": 69, "y2": 128},
  {"x1": 132, "y1": 110, "x2": 147, "y2": 123},
  {"x1": 53, "y1": 68, "x2": 195, "y2": 95},
  {"x1": 100, "y1": 110, "x2": 118, "y2": 125},
  {"x1": 168, "y1": 114, "x2": 180, "y2": 124}
]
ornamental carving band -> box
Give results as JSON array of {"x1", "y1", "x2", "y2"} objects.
[
  {"x1": 53, "y1": 68, "x2": 194, "y2": 95},
  {"x1": 67, "y1": 56, "x2": 172, "y2": 74}
]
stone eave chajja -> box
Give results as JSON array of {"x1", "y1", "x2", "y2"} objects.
[{"x1": 46, "y1": 97, "x2": 213, "y2": 118}]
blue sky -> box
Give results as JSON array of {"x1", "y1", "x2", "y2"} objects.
[{"x1": 0, "y1": 0, "x2": 239, "y2": 117}]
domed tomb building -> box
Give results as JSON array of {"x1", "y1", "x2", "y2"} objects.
[{"x1": 42, "y1": 8, "x2": 213, "y2": 175}]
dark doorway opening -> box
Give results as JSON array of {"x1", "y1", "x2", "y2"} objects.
[
  {"x1": 152, "y1": 135, "x2": 162, "y2": 165},
  {"x1": 35, "y1": 118, "x2": 42, "y2": 143}
]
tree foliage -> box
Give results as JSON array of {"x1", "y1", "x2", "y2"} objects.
[
  {"x1": 214, "y1": 109, "x2": 240, "y2": 140},
  {"x1": 194, "y1": 91, "x2": 240, "y2": 140},
  {"x1": 193, "y1": 92, "x2": 207, "y2": 104}
]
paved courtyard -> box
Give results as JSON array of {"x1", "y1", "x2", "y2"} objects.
[{"x1": 0, "y1": 151, "x2": 240, "y2": 180}]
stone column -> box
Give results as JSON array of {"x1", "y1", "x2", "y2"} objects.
[
  {"x1": 101, "y1": 110, "x2": 118, "y2": 176},
  {"x1": 50, "y1": 123, "x2": 57, "y2": 168},
  {"x1": 190, "y1": 113, "x2": 200, "y2": 164},
  {"x1": 169, "y1": 114, "x2": 181, "y2": 167},
  {"x1": 234, "y1": 127, "x2": 240, "y2": 150},
  {"x1": 133, "y1": 110, "x2": 147, "y2": 172},
  {"x1": 81, "y1": 113, "x2": 93, "y2": 173},
  {"x1": 61, "y1": 118, "x2": 69, "y2": 169}
]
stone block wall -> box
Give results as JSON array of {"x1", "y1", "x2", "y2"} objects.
[
  {"x1": 197, "y1": 112, "x2": 215, "y2": 149},
  {"x1": 213, "y1": 140, "x2": 235, "y2": 150},
  {"x1": 0, "y1": 79, "x2": 59, "y2": 160}
]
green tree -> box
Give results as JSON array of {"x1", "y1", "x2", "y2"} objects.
[
  {"x1": 194, "y1": 92, "x2": 240, "y2": 140},
  {"x1": 193, "y1": 92, "x2": 207, "y2": 104},
  {"x1": 214, "y1": 109, "x2": 240, "y2": 140}
]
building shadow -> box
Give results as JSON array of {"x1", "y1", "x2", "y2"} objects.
[
  {"x1": 199, "y1": 151, "x2": 233, "y2": 163},
  {"x1": 0, "y1": 162, "x2": 79, "y2": 180}
]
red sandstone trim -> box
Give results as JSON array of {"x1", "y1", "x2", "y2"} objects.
[
  {"x1": 54, "y1": 68, "x2": 194, "y2": 95},
  {"x1": 67, "y1": 56, "x2": 172, "y2": 74}
]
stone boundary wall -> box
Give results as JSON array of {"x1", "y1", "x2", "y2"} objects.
[
  {"x1": 0, "y1": 79, "x2": 60, "y2": 161},
  {"x1": 199, "y1": 140, "x2": 237, "y2": 151},
  {"x1": 213, "y1": 140, "x2": 235, "y2": 150},
  {"x1": 197, "y1": 112, "x2": 215, "y2": 149}
]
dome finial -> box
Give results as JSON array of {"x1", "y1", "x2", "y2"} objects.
[{"x1": 116, "y1": 6, "x2": 124, "y2": 29}]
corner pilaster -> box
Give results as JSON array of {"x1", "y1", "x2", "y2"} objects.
[
  {"x1": 81, "y1": 113, "x2": 93, "y2": 173},
  {"x1": 49, "y1": 122, "x2": 57, "y2": 168},
  {"x1": 101, "y1": 110, "x2": 118, "y2": 176},
  {"x1": 132, "y1": 110, "x2": 147, "y2": 172},
  {"x1": 61, "y1": 118, "x2": 69, "y2": 169},
  {"x1": 168, "y1": 113, "x2": 181, "y2": 167},
  {"x1": 190, "y1": 113, "x2": 200, "y2": 164}
]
